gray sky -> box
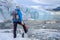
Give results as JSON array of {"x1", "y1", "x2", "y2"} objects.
[{"x1": 14, "y1": 0, "x2": 60, "y2": 9}]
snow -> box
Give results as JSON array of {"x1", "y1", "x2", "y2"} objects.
[
  {"x1": 0, "y1": 29, "x2": 60, "y2": 40},
  {"x1": 0, "y1": 33, "x2": 31, "y2": 40},
  {"x1": 0, "y1": 29, "x2": 31, "y2": 40}
]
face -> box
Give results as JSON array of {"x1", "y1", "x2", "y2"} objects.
[{"x1": 16, "y1": 6, "x2": 20, "y2": 9}]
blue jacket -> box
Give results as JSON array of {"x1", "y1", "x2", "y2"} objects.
[{"x1": 15, "y1": 8, "x2": 22, "y2": 22}]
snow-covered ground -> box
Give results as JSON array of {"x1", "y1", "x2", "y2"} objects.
[
  {"x1": 0, "y1": 29, "x2": 31, "y2": 40},
  {"x1": 0, "y1": 29, "x2": 60, "y2": 40},
  {"x1": 0, "y1": 33, "x2": 31, "y2": 40}
]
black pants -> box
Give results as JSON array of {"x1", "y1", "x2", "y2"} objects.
[{"x1": 13, "y1": 22, "x2": 28, "y2": 38}]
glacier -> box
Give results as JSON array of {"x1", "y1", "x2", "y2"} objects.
[
  {"x1": 0, "y1": 0, "x2": 60, "y2": 22},
  {"x1": 0, "y1": 0, "x2": 60, "y2": 40}
]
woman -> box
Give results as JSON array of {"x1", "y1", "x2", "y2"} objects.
[{"x1": 12, "y1": 6, "x2": 28, "y2": 38}]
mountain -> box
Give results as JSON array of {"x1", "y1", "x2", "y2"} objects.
[{"x1": 53, "y1": 7, "x2": 60, "y2": 11}]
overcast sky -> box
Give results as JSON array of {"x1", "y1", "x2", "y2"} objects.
[{"x1": 14, "y1": 0, "x2": 60, "y2": 9}]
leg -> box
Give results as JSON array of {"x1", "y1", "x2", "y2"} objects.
[
  {"x1": 18, "y1": 22, "x2": 28, "y2": 33},
  {"x1": 23, "y1": 23, "x2": 28, "y2": 33},
  {"x1": 13, "y1": 22, "x2": 17, "y2": 38}
]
